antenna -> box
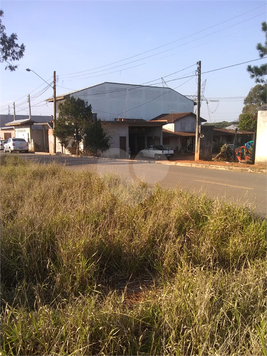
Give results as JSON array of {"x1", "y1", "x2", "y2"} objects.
[{"x1": 161, "y1": 77, "x2": 168, "y2": 87}]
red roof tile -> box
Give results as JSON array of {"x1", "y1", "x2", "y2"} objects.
[{"x1": 151, "y1": 112, "x2": 206, "y2": 123}]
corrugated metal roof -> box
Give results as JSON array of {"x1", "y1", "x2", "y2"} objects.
[
  {"x1": 46, "y1": 82, "x2": 195, "y2": 104},
  {"x1": 5, "y1": 118, "x2": 31, "y2": 126},
  {"x1": 0, "y1": 114, "x2": 52, "y2": 127}
]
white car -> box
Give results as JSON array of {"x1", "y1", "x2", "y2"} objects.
[
  {"x1": 139, "y1": 145, "x2": 174, "y2": 160},
  {"x1": 4, "y1": 138, "x2": 29, "y2": 153}
]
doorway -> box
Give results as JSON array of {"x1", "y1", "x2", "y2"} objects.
[{"x1": 120, "y1": 136, "x2": 127, "y2": 158}]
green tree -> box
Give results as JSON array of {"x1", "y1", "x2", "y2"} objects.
[
  {"x1": 54, "y1": 97, "x2": 92, "y2": 155},
  {"x1": 84, "y1": 119, "x2": 110, "y2": 156},
  {"x1": 203, "y1": 121, "x2": 238, "y2": 128},
  {"x1": 244, "y1": 84, "x2": 267, "y2": 106},
  {"x1": 0, "y1": 10, "x2": 25, "y2": 71},
  {"x1": 238, "y1": 84, "x2": 267, "y2": 131},
  {"x1": 238, "y1": 113, "x2": 256, "y2": 132},
  {"x1": 247, "y1": 22, "x2": 267, "y2": 83}
]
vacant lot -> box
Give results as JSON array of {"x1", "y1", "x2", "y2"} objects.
[{"x1": 1, "y1": 156, "x2": 266, "y2": 355}]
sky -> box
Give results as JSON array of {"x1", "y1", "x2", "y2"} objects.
[{"x1": 0, "y1": 0, "x2": 266, "y2": 123}]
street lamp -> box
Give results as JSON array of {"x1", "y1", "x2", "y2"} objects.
[{"x1": 26, "y1": 68, "x2": 57, "y2": 154}]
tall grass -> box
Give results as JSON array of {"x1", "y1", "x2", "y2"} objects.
[{"x1": 1, "y1": 155, "x2": 266, "y2": 355}]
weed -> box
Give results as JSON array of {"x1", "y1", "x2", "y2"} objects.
[{"x1": 1, "y1": 157, "x2": 266, "y2": 355}]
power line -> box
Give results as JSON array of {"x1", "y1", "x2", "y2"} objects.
[
  {"x1": 167, "y1": 57, "x2": 266, "y2": 83},
  {"x1": 1, "y1": 56, "x2": 265, "y2": 116},
  {"x1": 63, "y1": 10, "x2": 264, "y2": 82},
  {"x1": 60, "y1": 3, "x2": 265, "y2": 79},
  {"x1": 203, "y1": 58, "x2": 267, "y2": 75},
  {"x1": 63, "y1": 10, "x2": 264, "y2": 84}
]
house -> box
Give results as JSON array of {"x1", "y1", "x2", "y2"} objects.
[
  {"x1": 150, "y1": 112, "x2": 207, "y2": 153},
  {"x1": 0, "y1": 114, "x2": 52, "y2": 152}
]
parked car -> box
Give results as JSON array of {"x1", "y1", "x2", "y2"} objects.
[
  {"x1": 139, "y1": 145, "x2": 174, "y2": 160},
  {"x1": 4, "y1": 138, "x2": 29, "y2": 153},
  {"x1": 0, "y1": 139, "x2": 7, "y2": 150}
]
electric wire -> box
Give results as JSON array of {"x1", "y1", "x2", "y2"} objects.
[
  {"x1": 60, "y1": 3, "x2": 266, "y2": 78},
  {"x1": 166, "y1": 57, "x2": 266, "y2": 84},
  {"x1": 62, "y1": 10, "x2": 265, "y2": 82},
  {"x1": 1, "y1": 4, "x2": 265, "y2": 118}
]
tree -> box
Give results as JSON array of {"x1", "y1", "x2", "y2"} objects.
[
  {"x1": 247, "y1": 22, "x2": 267, "y2": 83},
  {"x1": 0, "y1": 10, "x2": 25, "y2": 71},
  {"x1": 238, "y1": 84, "x2": 267, "y2": 131},
  {"x1": 238, "y1": 113, "x2": 257, "y2": 132},
  {"x1": 84, "y1": 119, "x2": 110, "y2": 156},
  {"x1": 203, "y1": 121, "x2": 238, "y2": 129},
  {"x1": 243, "y1": 84, "x2": 267, "y2": 106},
  {"x1": 54, "y1": 97, "x2": 92, "y2": 155}
]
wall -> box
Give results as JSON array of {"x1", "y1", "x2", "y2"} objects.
[
  {"x1": 48, "y1": 128, "x2": 62, "y2": 154},
  {"x1": 102, "y1": 122, "x2": 129, "y2": 158},
  {"x1": 71, "y1": 83, "x2": 194, "y2": 121},
  {"x1": 163, "y1": 135, "x2": 180, "y2": 151},
  {"x1": 174, "y1": 115, "x2": 196, "y2": 132},
  {"x1": 255, "y1": 110, "x2": 267, "y2": 163},
  {"x1": 31, "y1": 127, "x2": 49, "y2": 152},
  {"x1": 199, "y1": 126, "x2": 214, "y2": 160},
  {"x1": 15, "y1": 127, "x2": 31, "y2": 142},
  {"x1": 0, "y1": 129, "x2": 13, "y2": 140},
  {"x1": 163, "y1": 123, "x2": 174, "y2": 132}
]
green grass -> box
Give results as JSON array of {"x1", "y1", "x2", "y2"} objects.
[{"x1": 1, "y1": 155, "x2": 266, "y2": 355}]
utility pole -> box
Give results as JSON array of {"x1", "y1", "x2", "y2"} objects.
[
  {"x1": 195, "y1": 61, "x2": 201, "y2": 161},
  {"x1": 26, "y1": 68, "x2": 57, "y2": 154},
  {"x1": 13, "y1": 102, "x2": 16, "y2": 121},
  {"x1": 28, "y1": 94, "x2": 31, "y2": 120},
  {"x1": 53, "y1": 71, "x2": 57, "y2": 154}
]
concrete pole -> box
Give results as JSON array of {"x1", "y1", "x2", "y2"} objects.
[
  {"x1": 195, "y1": 61, "x2": 201, "y2": 161},
  {"x1": 53, "y1": 71, "x2": 57, "y2": 154},
  {"x1": 13, "y1": 102, "x2": 16, "y2": 121},
  {"x1": 28, "y1": 94, "x2": 31, "y2": 120}
]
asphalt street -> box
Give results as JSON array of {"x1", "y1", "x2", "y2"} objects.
[{"x1": 1, "y1": 152, "x2": 266, "y2": 218}]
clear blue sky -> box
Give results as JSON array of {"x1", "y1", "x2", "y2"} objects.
[{"x1": 0, "y1": 0, "x2": 266, "y2": 122}]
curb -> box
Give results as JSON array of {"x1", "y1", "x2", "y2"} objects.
[
  {"x1": 32, "y1": 152, "x2": 267, "y2": 174},
  {"x1": 157, "y1": 160, "x2": 267, "y2": 174}
]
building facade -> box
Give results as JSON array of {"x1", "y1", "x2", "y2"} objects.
[{"x1": 50, "y1": 82, "x2": 195, "y2": 122}]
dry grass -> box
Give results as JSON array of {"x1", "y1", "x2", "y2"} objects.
[{"x1": 1, "y1": 155, "x2": 266, "y2": 355}]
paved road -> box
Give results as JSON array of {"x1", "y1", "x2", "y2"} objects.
[{"x1": 2, "y1": 153, "x2": 266, "y2": 218}]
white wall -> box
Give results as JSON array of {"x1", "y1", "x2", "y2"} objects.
[
  {"x1": 102, "y1": 122, "x2": 129, "y2": 157},
  {"x1": 71, "y1": 83, "x2": 194, "y2": 121},
  {"x1": 255, "y1": 110, "x2": 267, "y2": 163},
  {"x1": 163, "y1": 123, "x2": 175, "y2": 132},
  {"x1": 15, "y1": 127, "x2": 31, "y2": 142}
]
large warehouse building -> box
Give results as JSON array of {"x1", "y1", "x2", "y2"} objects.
[
  {"x1": 51, "y1": 82, "x2": 195, "y2": 121},
  {"x1": 47, "y1": 82, "x2": 196, "y2": 156}
]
